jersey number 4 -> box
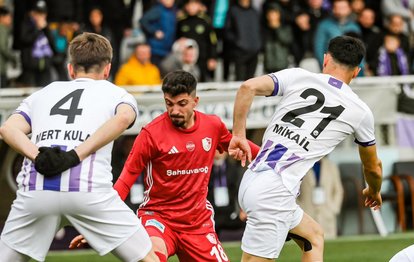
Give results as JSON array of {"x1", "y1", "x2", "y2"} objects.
[
  {"x1": 281, "y1": 88, "x2": 345, "y2": 138},
  {"x1": 50, "y1": 89, "x2": 84, "y2": 124}
]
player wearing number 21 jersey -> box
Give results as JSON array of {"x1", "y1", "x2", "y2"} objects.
[{"x1": 229, "y1": 36, "x2": 382, "y2": 261}]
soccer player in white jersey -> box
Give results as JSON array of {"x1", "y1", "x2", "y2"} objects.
[
  {"x1": 0, "y1": 33, "x2": 158, "y2": 262},
  {"x1": 229, "y1": 35, "x2": 383, "y2": 261}
]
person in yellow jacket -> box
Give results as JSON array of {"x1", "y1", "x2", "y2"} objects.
[{"x1": 115, "y1": 43, "x2": 162, "y2": 86}]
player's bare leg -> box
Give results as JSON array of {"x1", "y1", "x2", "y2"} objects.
[
  {"x1": 140, "y1": 248, "x2": 161, "y2": 262},
  {"x1": 150, "y1": 236, "x2": 168, "y2": 262},
  {"x1": 289, "y1": 212, "x2": 324, "y2": 262}
]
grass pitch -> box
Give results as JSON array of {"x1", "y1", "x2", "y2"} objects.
[{"x1": 38, "y1": 232, "x2": 414, "y2": 261}]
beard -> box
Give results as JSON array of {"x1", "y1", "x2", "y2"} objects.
[{"x1": 170, "y1": 115, "x2": 185, "y2": 127}]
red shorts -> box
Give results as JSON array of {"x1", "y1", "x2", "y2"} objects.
[{"x1": 140, "y1": 214, "x2": 230, "y2": 261}]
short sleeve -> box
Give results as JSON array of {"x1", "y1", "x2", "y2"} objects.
[
  {"x1": 267, "y1": 68, "x2": 301, "y2": 97},
  {"x1": 216, "y1": 120, "x2": 232, "y2": 153},
  {"x1": 354, "y1": 110, "x2": 376, "y2": 146},
  {"x1": 115, "y1": 92, "x2": 139, "y2": 128},
  {"x1": 14, "y1": 96, "x2": 34, "y2": 127}
]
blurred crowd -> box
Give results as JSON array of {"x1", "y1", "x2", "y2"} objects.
[{"x1": 1, "y1": 0, "x2": 414, "y2": 88}]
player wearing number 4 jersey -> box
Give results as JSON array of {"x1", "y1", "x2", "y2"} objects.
[
  {"x1": 229, "y1": 35, "x2": 383, "y2": 261},
  {"x1": 0, "y1": 33, "x2": 158, "y2": 262}
]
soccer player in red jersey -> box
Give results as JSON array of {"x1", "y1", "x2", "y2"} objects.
[{"x1": 70, "y1": 70, "x2": 260, "y2": 261}]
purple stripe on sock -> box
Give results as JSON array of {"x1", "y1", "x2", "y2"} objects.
[
  {"x1": 29, "y1": 163, "x2": 37, "y2": 191},
  {"x1": 69, "y1": 162, "x2": 82, "y2": 192},
  {"x1": 88, "y1": 153, "x2": 96, "y2": 192},
  {"x1": 266, "y1": 144, "x2": 288, "y2": 169},
  {"x1": 251, "y1": 140, "x2": 274, "y2": 169},
  {"x1": 279, "y1": 153, "x2": 302, "y2": 173}
]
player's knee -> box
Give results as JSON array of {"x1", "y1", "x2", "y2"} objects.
[{"x1": 309, "y1": 223, "x2": 324, "y2": 250}]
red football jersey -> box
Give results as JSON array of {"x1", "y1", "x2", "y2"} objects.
[{"x1": 115, "y1": 111, "x2": 257, "y2": 233}]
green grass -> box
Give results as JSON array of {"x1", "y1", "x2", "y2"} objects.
[{"x1": 38, "y1": 232, "x2": 414, "y2": 261}]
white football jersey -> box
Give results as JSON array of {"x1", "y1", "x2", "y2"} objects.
[
  {"x1": 249, "y1": 68, "x2": 375, "y2": 195},
  {"x1": 14, "y1": 78, "x2": 138, "y2": 192}
]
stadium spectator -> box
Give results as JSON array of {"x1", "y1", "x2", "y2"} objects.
[
  {"x1": 376, "y1": 33, "x2": 410, "y2": 76},
  {"x1": 0, "y1": 6, "x2": 16, "y2": 88},
  {"x1": 314, "y1": 0, "x2": 360, "y2": 68},
  {"x1": 292, "y1": 0, "x2": 329, "y2": 65},
  {"x1": 349, "y1": 0, "x2": 365, "y2": 21},
  {"x1": 115, "y1": 42, "x2": 162, "y2": 86},
  {"x1": 76, "y1": 6, "x2": 115, "y2": 77},
  {"x1": 384, "y1": 14, "x2": 411, "y2": 69},
  {"x1": 262, "y1": 3, "x2": 293, "y2": 73},
  {"x1": 381, "y1": 0, "x2": 414, "y2": 36},
  {"x1": 0, "y1": 32, "x2": 158, "y2": 262},
  {"x1": 85, "y1": 0, "x2": 136, "y2": 80},
  {"x1": 50, "y1": 19, "x2": 72, "y2": 81},
  {"x1": 206, "y1": 0, "x2": 231, "y2": 81},
  {"x1": 225, "y1": 0, "x2": 261, "y2": 81},
  {"x1": 140, "y1": 0, "x2": 177, "y2": 67},
  {"x1": 229, "y1": 35, "x2": 383, "y2": 261},
  {"x1": 357, "y1": 8, "x2": 383, "y2": 76},
  {"x1": 71, "y1": 70, "x2": 260, "y2": 261},
  {"x1": 160, "y1": 38, "x2": 201, "y2": 80},
  {"x1": 296, "y1": 157, "x2": 344, "y2": 239},
  {"x1": 262, "y1": 0, "x2": 300, "y2": 26},
  {"x1": 176, "y1": 0, "x2": 218, "y2": 82},
  {"x1": 18, "y1": 0, "x2": 56, "y2": 87}
]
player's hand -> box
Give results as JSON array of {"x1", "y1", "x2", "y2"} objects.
[
  {"x1": 228, "y1": 135, "x2": 252, "y2": 167},
  {"x1": 362, "y1": 187, "x2": 382, "y2": 210},
  {"x1": 35, "y1": 147, "x2": 80, "y2": 177},
  {"x1": 69, "y1": 234, "x2": 87, "y2": 249}
]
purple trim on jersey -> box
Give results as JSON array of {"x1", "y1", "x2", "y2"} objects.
[
  {"x1": 354, "y1": 139, "x2": 376, "y2": 147},
  {"x1": 266, "y1": 144, "x2": 288, "y2": 169},
  {"x1": 29, "y1": 163, "x2": 37, "y2": 190},
  {"x1": 115, "y1": 102, "x2": 138, "y2": 129},
  {"x1": 87, "y1": 153, "x2": 96, "y2": 192},
  {"x1": 279, "y1": 153, "x2": 302, "y2": 173},
  {"x1": 251, "y1": 140, "x2": 274, "y2": 169},
  {"x1": 267, "y1": 74, "x2": 279, "y2": 96},
  {"x1": 43, "y1": 173, "x2": 62, "y2": 191},
  {"x1": 328, "y1": 77, "x2": 343, "y2": 89},
  {"x1": 69, "y1": 162, "x2": 82, "y2": 192},
  {"x1": 16, "y1": 111, "x2": 31, "y2": 126}
]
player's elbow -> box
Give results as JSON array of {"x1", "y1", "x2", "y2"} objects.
[
  {"x1": 240, "y1": 79, "x2": 258, "y2": 96},
  {"x1": 0, "y1": 123, "x2": 11, "y2": 139},
  {"x1": 116, "y1": 110, "x2": 136, "y2": 130}
]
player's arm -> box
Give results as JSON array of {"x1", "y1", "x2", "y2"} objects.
[
  {"x1": 35, "y1": 103, "x2": 137, "y2": 177},
  {"x1": 74, "y1": 103, "x2": 136, "y2": 161},
  {"x1": 114, "y1": 129, "x2": 153, "y2": 200},
  {"x1": 230, "y1": 75, "x2": 274, "y2": 165},
  {"x1": 0, "y1": 114, "x2": 38, "y2": 161},
  {"x1": 358, "y1": 144, "x2": 383, "y2": 210}
]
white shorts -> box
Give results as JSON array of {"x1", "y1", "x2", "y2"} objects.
[
  {"x1": 238, "y1": 169, "x2": 303, "y2": 259},
  {"x1": 389, "y1": 244, "x2": 414, "y2": 262},
  {"x1": 0, "y1": 190, "x2": 152, "y2": 262}
]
